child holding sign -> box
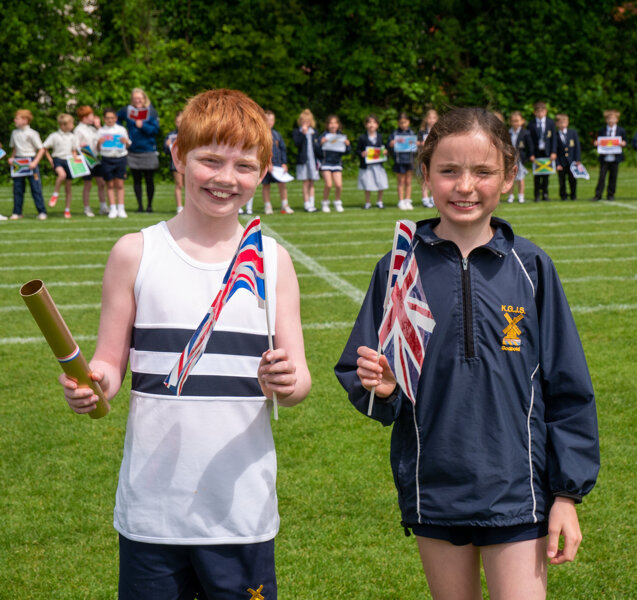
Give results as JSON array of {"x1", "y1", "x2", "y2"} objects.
[
  {"x1": 356, "y1": 113, "x2": 388, "y2": 209},
  {"x1": 97, "y1": 108, "x2": 130, "y2": 219}
]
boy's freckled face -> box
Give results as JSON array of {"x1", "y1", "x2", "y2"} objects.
[
  {"x1": 181, "y1": 141, "x2": 263, "y2": 217},
  {"x1": 14, "y1": 115, "x2": 28, "y2": 128}
]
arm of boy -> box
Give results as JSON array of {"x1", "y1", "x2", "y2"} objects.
[
  {"x1": 256, "y1": 245, "x2": 311, "y2": 407},
  {"x1": 59, "y1": 233, "x2": 142, "y2": 414},
  {"x1": 547, "y1": 497, "x2": 582, "y2": 565},
  {"x1": 30, "y1": 147, "x2": 46, "y2": 169}
]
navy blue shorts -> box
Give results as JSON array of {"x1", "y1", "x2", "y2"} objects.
[
  {"x1": 83, "y1": 162, "x2": 104, "y2": 181},
  {"x1": 118, "y1": 534, "x2": 277, "y2": 600},
  {"x1": 52, "y1": 157, "x2": 72, "y2": 179},
  {"x1": 101, "y1": 156, "x2": 128, "y2": 181},
  {"x1": 392, "y1": 162, "x2": 413, "y2": 174},
  {"x1": 410, "y1": 521, "x2": 548, "y2": 547}
]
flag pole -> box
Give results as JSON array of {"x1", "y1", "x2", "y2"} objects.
[
  {"x1": 261, "y1": 244, "x2": 278, "y2": 421},
  {"x1": 368, "y1": 221, "x2": 403, "y2": 416}
]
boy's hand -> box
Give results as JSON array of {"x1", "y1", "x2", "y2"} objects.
[
  {"x1": 258, "y1": 348, "x2": 297, "y2": 400},
  {"x1": 8, "y1": 157, "x2": 14, "y2": 165},
  {"x1": 29, "y1": 161, "x2": 38, "y2": 170},
  {"x1": 547, "y1": 497, "x2": 582, "y2": 565},
  {"x1": 556, "y1": 165, "x2": 563, "y2": 171},
  {"x1": 58, "y1": 370, "x2": 107, "y2": 414},
  {"x1": 356, "y1": 346, "x2": 397, "y2": 398}
]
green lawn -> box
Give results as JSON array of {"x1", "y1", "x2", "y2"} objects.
[{"x1": 0, "y1": 169, "x2": 635, "y2": 599}]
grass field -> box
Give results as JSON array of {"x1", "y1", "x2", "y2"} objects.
[{"x1": 1, "y1": 169, "x2": 636, "y2": 599}]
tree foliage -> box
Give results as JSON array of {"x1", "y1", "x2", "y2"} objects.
[{"x1": 1, "y1": 0, "x2": 636, "y2": 165}]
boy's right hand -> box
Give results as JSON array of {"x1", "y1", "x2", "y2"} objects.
[
  {"x1": 58, "y1": 370, "x2": 107, "y2": 414},
  {"x1": 8, "y1": 157, "x2": 14, "y2": 165},
  {"x1": 356, "y1": 346, "x2": 397, "y2": 398}
]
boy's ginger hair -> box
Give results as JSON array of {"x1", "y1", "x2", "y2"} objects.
[
  {"x1": 76, "y1": 105, "x2": 94, "y2": 120},
  {"x1": 15, "y1": 109, "x2": 33, "y2": 123},
  {"x1": 176, "y1": 89, "x2": 272, "y2": 170}
]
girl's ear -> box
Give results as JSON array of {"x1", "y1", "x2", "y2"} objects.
[
  {"x1": 171, "y1": 143, "x2": 185, "y2": 174},
  {"x1": 501, "y1": 164, "x2": 518, "y2": 195}
]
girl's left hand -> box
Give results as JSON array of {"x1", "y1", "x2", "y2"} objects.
[
  {"x1": 547, "y1": 497, "x2": 582, "y2": 565},
  {"x1": 135, "y1": 119, "x2": 143, "y2": 128},
  {"x1": 258, "y1": 348, "x2": 297, "y2": 400}
]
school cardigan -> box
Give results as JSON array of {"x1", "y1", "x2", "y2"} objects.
[
  {"x1": 115, "y1": 221, "x2": 279, "y2": 545},
  {"x1": 335, "y1": 218, "x2": 599, "y2": 528},
  {"x1": 117, "y1": 104, "x2": 160, "y2": 154},
  {"x1": 356, "y1": 132, "x2": 385, "y2": 169}
]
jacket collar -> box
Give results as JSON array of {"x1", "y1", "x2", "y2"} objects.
[{"x1": 414, "y1": 217, "x2": 515, "y2": 256}]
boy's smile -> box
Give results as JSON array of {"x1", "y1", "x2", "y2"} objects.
[{"x1": 177, "y1": 141, "x2": 264, "y2": 217}]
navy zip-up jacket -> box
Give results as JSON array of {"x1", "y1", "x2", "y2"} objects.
[{"x1": 335, "y1": 218, "x2": 599, "y2": 528}]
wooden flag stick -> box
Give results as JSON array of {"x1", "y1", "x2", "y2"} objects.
[{"x1": 261, "y1": 244, "x2": 278, "y2": 421}]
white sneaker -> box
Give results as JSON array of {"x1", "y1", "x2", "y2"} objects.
[
  {"x1": 518, "y1": 196, "x2": 525, "y2": 204},
  {"x1": 507, "y1": 194, "x2": 514, "y2": 203},
  {"x1": 376, "y1": 201, "x2": 384, "y2": 209},
  {"x1": 405, "y1": 198, "x2": 414, "y2": 210},
  {"x1": 177, "y1": 206, "x2": 184, "y2": 214},
  {"x1": 246, "y1": 207, "x2": 253, "y2": 215},
  {"x1": 321, "y1": 201, "x2": 331, "y2": 213},
  {"x1": 363, "y1": 202, "x2": 371, "y2": 210},
  {"x1": 398, "y1": 199, "x2": 412, "y2": 210},
  {"x1": 334, "y1": 201, "x2": 344, "y2": 213},
  {"x1": 0, "y1": 214, "x2": 7, "y2": 221},
  {"x1": 264, "y1": 203, "x2": 273, "y2": 215},
  {"x1": 84, "y1": 207, "x2": 95, "y2": 217},
  {"x1": 280, "y1": 204, "x2": 294, "y2": 214},
  {"x1": 117, "y1": 205, "x2": 128, "y2": 218},
  {"x1": 238, "y1": 207, "x2": 244, "y2": 214},
  {"x1": 99, "y1": 204, "x2": 109, "y2": 215},
  {"x1": 37, "y1": 212, "x2": 48, "y2": 220},
  {"x1": 425, "y1": 197, "x2": 435, "y2": 208},
  {"x1": 108, "y1": 206, "x2": 118, "y2": 219}
]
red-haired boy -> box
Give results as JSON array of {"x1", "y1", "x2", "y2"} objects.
[{"x1": 60, "y1": 89, "x2": 311, "y2": 598}]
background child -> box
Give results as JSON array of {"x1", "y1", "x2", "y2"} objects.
[
  {"x1": 163, "y1": 110, "x2": 184, "y2": 214},
  {"x1": 593, "y1": 109, "x2": 627, "y2": 201},
  {"x1": 97, "y1": 108, "x2": 130, "y2": 219},
  {"x1": 59, "y1": 88, "x2": 311, "y2": 598},
  {"x1": 417, "y1": 109, "x2": 438, "y2": 207},
  {"x1": 293, "y1": 108, "x2": 320, "y2": 212},
  {"x1": 508, "y1": 110, "x2": 533, "y2": 203},
  {"x1": 356, "y1": 113, "x2": 388, "y2": 209},
  {"x1": 388, "y1": 112, "x2": 416, "y2": 210},
  {"x1": 260, "y1": 110, "x2": 293, "y2": 215},
  {"x1": 336, "y1": 107, "x2": 599, "y2": 600},
  {"x1": 8, "y1": 109, "x2": 47, "y2": 220},
  {"x1": 75, "y1": 105, "x2": 105, "y2": 216},
  {"x1": 528, "y1": 101, "x2": 557, "y2": 202},
  {"x1": 319, "y1": 114, "x2": 350, "y2": 213},
  {"x1": 43, "y1": 113, "x2": 78, "y2": 218},
  {"x1": 555, "y1": 113, "x2": 582, "y2": 201}
]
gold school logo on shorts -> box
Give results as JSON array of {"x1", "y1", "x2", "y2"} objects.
[{"x1": 501, "y1": 305, "x2": 525, "y2": 352}]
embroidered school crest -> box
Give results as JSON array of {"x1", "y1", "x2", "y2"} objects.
[{"x1": 501, "y1": 305, "x2": 525, "y2": 352}]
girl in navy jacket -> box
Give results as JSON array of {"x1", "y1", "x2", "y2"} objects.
[{"x1": 335, "y1": 107, "x2": 599, "y2": 599}]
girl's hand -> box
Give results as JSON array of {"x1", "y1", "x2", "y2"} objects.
[
  {"x1": 258, "y1": 348, "x2": 297, "y2": 400},
  {"x1": 356, "y1": 346, "x2": 397, "y2": 398},
  {"x1": 8, "y1": 157, "x2": 14, "y2": 165},
  {"x1": 320, "y1": 137, "x2": 327, "y2": 144},
  {"x1": 58, "y1": 370, "x2": 107, "y2": 415},
  {"x1": 361, "y1": 151, "x2": 366, "y2": 158},
  {"x1": 547, "y1": 497, "x2": 582, "y2": 565},
  {"x1": 135, "y1": 119, "x2": 143, "y2": 128},
  {"x1": 345, "y1": 139, "x2": 350, "y2": 146},
  {"x1": 389, "y1": 140, "x2": 395, "y2": 148},
  {"x1": 301, "y1": 124, "x2": 308, "y2": 134}
]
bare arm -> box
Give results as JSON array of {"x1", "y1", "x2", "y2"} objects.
[
  {"x1": 59, "y1": 233, "x2": 142, "y2": 413},
  {"x1": 257, "y1": 244, "x2": 311, "y2": 407}
]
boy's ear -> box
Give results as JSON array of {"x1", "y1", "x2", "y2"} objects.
[{"x1": 171, "y1": 142, "x2": 185, "y2": 174}]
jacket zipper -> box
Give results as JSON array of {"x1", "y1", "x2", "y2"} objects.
[{"x1": 461, "y1": 255, "x2": 475, "y2": 358}]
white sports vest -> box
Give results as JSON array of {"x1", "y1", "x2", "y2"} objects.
[{"x1": 113, "y1": 221, "x2": 279, "y2": 545}]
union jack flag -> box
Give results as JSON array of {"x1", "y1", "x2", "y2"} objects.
[
  {"x1": 388, "y1": 220, "x2": 417, "y2": 291},
  {"x1": 378, "y1": 244, "x2": 435, "y2": 404},
  {"x1": 164, "y1": 218, "x2": 266, "y2": 395}
]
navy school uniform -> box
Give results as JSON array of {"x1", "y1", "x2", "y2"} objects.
[
  {"x1": 387, "y1": 127, "x2": 416, "y2": 173},
  {"x1": 356, "y1": 131, "x2": 385, "y2": 169},
  {"x1": 594, "y1": 125, "x2": 626, "y2": 200},
  {"x1": 556, "y1": 128, "x2": 581, "y2": 200},
  {"x1": 511, "y1": 128, "x2": 534, "y2": 164},
  {"x1": 527, "y1": 116, "x2": 557, "y2": 201},
  {"x1": 318, "y1": 130, "x2": 351, "y2": 170},
  {"x1": 262, "y1": 128, "x2": 288, "y2": 185}
]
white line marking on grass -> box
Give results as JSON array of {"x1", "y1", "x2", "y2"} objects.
[
  {"x1": 0, "y1": 225, "x2": 133, "y2": 235},
  {"x1": 541, "y1": 242, "x2": 637, "y2": 251},
  {"x1": 1, "y1": 334, "x2": 97, "y2": 345},
  {"x1": 600, "y1": 201, "x2": 637, "y2": 210},
  {"x1": 302, "y1": 321, "x2": 354, "y2": 330},
  {"x1": 0, "y1": 263, "x2": 105, "y2": 271},
  {"x1": 571, "y1": 303, "x2": 637, "y2": 314},
  {"x1": 561, "y1": 274, "x2": 636, "y2": 284},
  {"x1": 297, "y1": 270, "x2": 372, "y2": 278},
  {"x1": 2, "y1": 250, "x2": 109, "y2": 258},
  {"x1": 260, "y1": 223, "x2": 366, "y2": 305},
  {"x1": 0, "y1": 280, "x2": 102, "y2": 290},
  {"x1": 554, "y1": 256, "x2": 637, "y2": 264},
  {"x1": 0, "y1": 303, "x2": 100, "y2": 313},
  {"x1": 301, "y1": 292, "x2": 347, "y2": 299}
]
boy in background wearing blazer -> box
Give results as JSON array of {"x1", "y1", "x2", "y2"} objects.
[{"x1": 555, "y1": 113, "x2": 581, "y2": 201}]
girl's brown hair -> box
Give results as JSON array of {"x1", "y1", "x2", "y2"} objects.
[{"x1": 418, "y1": 107, "x2": 517, "y2": 178}]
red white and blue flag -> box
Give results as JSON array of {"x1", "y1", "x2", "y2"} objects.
[
  {"x1": 378, "y1": 244, "x2": 435, "y2": 404},
  {"x1": 164, "y1": 218, "x2": 266, "y2": 395},
  {"x1": 387, "y1": 220, "x2": 417, "y2": 293}
]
